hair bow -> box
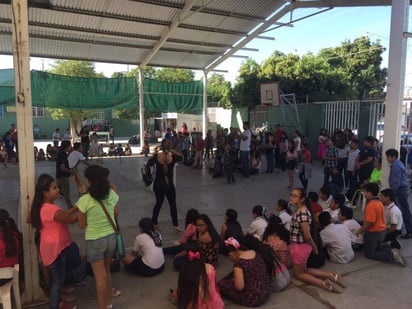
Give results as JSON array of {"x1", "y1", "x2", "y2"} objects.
[
  {"x1": 224, "y1": 237, "x2": 240, "y2": 249},
  {"x1": 188, "y1": 250, "x2": 200, "y2": 262}
]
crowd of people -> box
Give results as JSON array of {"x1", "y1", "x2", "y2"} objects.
[{"x1": 2, "y1": 122, "x2": 412, "y2": 308}]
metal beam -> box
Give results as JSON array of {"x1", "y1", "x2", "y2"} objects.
[
  {"x1": 140, "y1": 0, "x2": 196, "y2": 68},
  {"x1": 205, "y1": 5, "x2": 292, "y2": 73}
]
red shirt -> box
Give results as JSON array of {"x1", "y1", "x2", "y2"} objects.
[
  {"x1": 196, "y1": 138, "x2": 204, "y2": 151},
  {"x1": 0, "y1": 231, "x2": 19, "y2": 268},
  {"x1": 312, "y1": 202, "x2": 323, "y2": 214}
]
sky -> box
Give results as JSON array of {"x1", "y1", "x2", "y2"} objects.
[{"x1": 0, "y1": 5, "x2": 411, "y2": 93}]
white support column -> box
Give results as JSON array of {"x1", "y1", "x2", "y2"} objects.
[
  {"x1": 11, "y1": 0, "x2": 46, "y2": 304},
  {"x1": 139, "y1": 67, "x2": 145, "y2": 148},
  {"x1": 203, "y1": 71, "x2": 208, "y2": 139},
  {"x1": 381, "y1": 0, "x2": 409, "y2": 188}
]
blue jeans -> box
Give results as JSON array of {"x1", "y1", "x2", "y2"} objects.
[
  {"x1": 363, "y1": 231, "x2": 394, "y2": 263},
  {"x1": 48, "y1": 249, "x2": 67, "y2": 309},
  {"x1": 266, "y1": 153, "x2": 274, "y2": 173},
  {"x1": 395, "y1": 186, "x2": 412, "y2": 234},
  {"x1": 240, "y1": 150, "x2": 250, "y2": 178}
]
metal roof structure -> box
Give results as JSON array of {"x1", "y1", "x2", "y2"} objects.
[{"x1": 0, "y1": 0, "x2": 406, "y2": 73}]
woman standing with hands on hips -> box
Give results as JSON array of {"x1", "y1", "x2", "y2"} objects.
[
  {"x1": 146, "y1": 139, "x2": 183, "y2": 232},
  {"x1": 76, "y1": 165, "x2": 119, "y2": 309}
]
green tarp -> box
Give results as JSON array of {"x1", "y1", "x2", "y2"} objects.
[{"x1": 0, "y1": 69, "x2": 203, "y2": 113}]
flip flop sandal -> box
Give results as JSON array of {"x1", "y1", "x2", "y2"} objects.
[
  {"x1": 112, "y1": 289, "x2": 122, "y2": 297},
  {"x1": 330, "y1": 271, "x2": 346, "y2": 288},
  {"x1": 322, "y1": 279, "x2": 341, "y2": 294}
]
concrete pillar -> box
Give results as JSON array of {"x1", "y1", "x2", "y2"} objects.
[
  {"x1": 139, "y1": 67, "x2": 145, "y2": 147},
  {"x1": 202, "y1": 71, "x2": 208, "y2": 139},
  {"x1": 381, "y1": 0, "x2": 409, "y2": 188},
  {"x1": 11, "y1": 0, "x2": 46, "y2": 304}
]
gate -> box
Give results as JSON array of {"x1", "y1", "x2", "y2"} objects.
[{"x1": 313, "y1": 100, "x2": 384, "y2": 138}]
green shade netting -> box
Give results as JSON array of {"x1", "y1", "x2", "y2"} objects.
[
  {"x1": 0, "y1": 69, "x2": 203, "y2": 113},
  {"x1": 0, "y1": 69, "x2": 16, "y2": 106},
  {"x1": 143, "y1": 78, "x2": 203, "y2": 113}
]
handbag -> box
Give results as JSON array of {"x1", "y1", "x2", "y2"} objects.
[
  {"x1": 271, "y1": 253, "x2": 291, "y2": 292},
  {"x1": 97, "y1": 200, "x2": 125, "y2": 258},
  {"x1": 141, "y1": 166, "x2": 153, "y2": 186}
]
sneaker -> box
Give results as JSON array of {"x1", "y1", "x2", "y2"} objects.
[
  {"x1": 392, "y1": 249, "x2": 407, "y2": 267},
  {"x1": 390, "y1": 238, "x2": 402, "y2": 250}
]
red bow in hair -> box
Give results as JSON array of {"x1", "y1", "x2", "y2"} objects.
[{"x1": 188, "y1": 250, "x2": 200, "y2": 262}]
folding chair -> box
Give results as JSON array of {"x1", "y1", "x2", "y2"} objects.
[{"x1": 0, "y1": 264, "x2": 21, "y2": 309}]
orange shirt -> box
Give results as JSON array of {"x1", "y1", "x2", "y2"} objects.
[{"x1": 364, "y1": 199, "x2": 386, "y2": 232}]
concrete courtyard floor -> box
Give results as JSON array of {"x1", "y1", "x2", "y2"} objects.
[{"x1": 1, "y1": 145, "x2": 412, "y2": 308}]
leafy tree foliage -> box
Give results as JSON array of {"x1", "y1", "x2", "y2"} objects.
[
  {"x1": 207, "y1": 73, "x2": 232, "y2": 108},
  {"x1": 318, "y1": 36, "x2": 386, "y2": 99},
  {"x1": 232, "y1": 58, "x2": 261, "y2": 110},
  {"x1": 233, "y1": 36, "x2": 387, "y2": 109}
]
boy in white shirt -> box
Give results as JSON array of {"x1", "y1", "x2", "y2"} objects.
[
  {"x1": 324, "y1": 193, "x2": 344, "y2": 222},
  {"x1": 339, "y1": 206, "x2": 363, "y2": 251},
  {"x1": 247, "y1": 205, "x2": 268, "y2": 241},
  {"x1": 380, "y1": 188, "x2": 403, "y2": 249},
  {"x1": 347, "y1": 139, "x2": 360, "y2": 188},
  {"x1": 319, "y1": 212, "x2": 354, "y2": 264}
]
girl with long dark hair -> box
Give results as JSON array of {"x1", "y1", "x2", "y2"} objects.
[
  {"x1": 30, "y1": 174, "x2": 78, "y2": 309},
  {"x1": 174, "y1": 243, "x2": 224, "y2": 309},
  {"x1": 218, "y1": 237, "x2": 272, "y2": 307},
  {"x1": 76, "y1": 165, "x2": 119, "y2": 309},
  {"x1": 147, "y1": 139, "x2": 183, "y2": 232},
  {"x1": 123, "y1": 218, "x2": 165, "y2": 277},
  {"x1": 0, "y1": 209, "x2": 21, "y2": 286},
  {"x1": 289, "y1": 187, "x2": 345, "y2": 293}
]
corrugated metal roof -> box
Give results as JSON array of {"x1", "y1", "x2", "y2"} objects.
[{"x1": 0, "y1": 0, "x2": 399, "y2": 71}]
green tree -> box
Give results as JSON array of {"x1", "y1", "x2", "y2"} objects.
[
  {"x1": 232, "y1": 58, "x2": 261, "y2": 110},
  {"x1": 153, "y1": 68, "x2": 195, "y2": 82},
  {"x1": 207, "y1": 73, "x2": 232, "y2": 108},
  {"x1": 48, "y1": 60, "x2": 103, "y2": 138},
  {"x1": 318, "y1": 36, "x2": 387, "y2": 99}
]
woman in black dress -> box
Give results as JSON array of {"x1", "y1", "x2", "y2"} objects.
[{"x1": 147, "y1": 139, "x2": 183, "y2": 232}]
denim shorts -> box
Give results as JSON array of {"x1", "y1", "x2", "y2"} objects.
[{"x1": 86, "y1": 233, "x2": 116, "y2": 263}]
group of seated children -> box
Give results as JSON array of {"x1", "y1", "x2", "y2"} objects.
[
  {"x1": 116, "y1": 182, "x2": 406, "y2": 308},
  {"x1": 33, "y1": 146, "x2": 46, "y2": 161}
]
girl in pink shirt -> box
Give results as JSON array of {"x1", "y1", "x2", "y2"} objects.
[{"x1": 30, "y1": 174, "x2": 78, "y2": 309}]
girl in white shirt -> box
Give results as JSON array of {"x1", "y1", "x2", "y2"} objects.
[
  {"x1": 123, "y1": 218, "x2": 165, "y2": 277},
  {"x1": 275, "y1": 199, "x2": 291, "y2": 231},
  {"x1": 247, "y1": 205, "x2": 268, "y2": 241}
]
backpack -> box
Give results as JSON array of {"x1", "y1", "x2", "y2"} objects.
[{"x1": 141, "y1": 165, "x2": 153, "y2": 186}]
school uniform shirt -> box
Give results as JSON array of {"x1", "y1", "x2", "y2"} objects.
[
  {"x1": 324, "y1": 208, "x2": 340, "y2": 222},
  {"x1": 278, "y1": 210, "x2": 291, "y2": 231},
  {"x1": 318, "y1": 196, "x2": 332, "y2": 210},
  {"x1": 320, "y1": 223, "x2": 354, "y2": 264},
  {"x1": 347, "y1": 149, "x2": 360, "y2": 172},
  {"x1": 133, "y1": 233, "x2": 165, "y2": 269},
  {"x1": 247, "y1": 216, "x2": 268, "y2": 241},
  {"x1": 342, "y1": 219, "x2": 363, "y2": 244},
  {"x1": 384, "y1": 203, "x2": 403, "y2": 231}
]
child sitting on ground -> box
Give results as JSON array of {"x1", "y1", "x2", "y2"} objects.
[
  {"x1": 124, "y1": 144, "x2": 132, "y2": 156},
  {"x1": 246, "y1": 205, "x2": 268, "y2": 241},
  {"x1": 275, "y1": 199, "x2": 291, "y2": 231},
  {"x1": 318, "y1": 186, "x2": 332, "y2": 210},
  {"x1": 219, "y1": 209, "x2": 243, "y2": 253},
  {"x1": 308, "y1": 192, "x2": 323, "y2": 223},
  {"x1": 37, "y1": 148, "x2": 46, "y2": 161},
  {"x1": 338, "y1": 206, "x2": 363, "y2": 251},
  {"x1": 319, "y1": 212, "x2": 355, "y2": 264},
  {"x1": 324, "y1": 193, "x2": 345, "y2": 222}
]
